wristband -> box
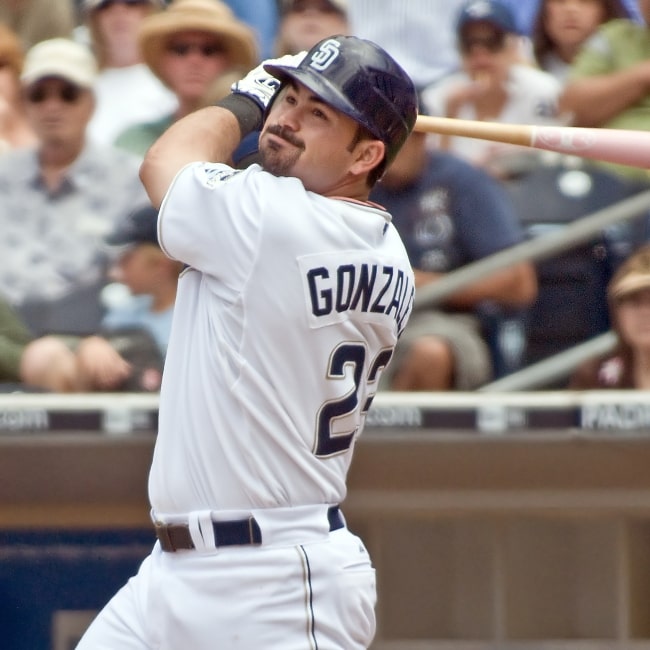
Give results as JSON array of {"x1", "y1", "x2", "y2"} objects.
[{"x1": 215, "y1": 94, "x2": 264, "y2": 138}]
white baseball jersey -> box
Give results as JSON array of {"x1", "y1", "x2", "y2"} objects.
[{"x1": 149, "y1": 162, "x2": 415, "y2": 515}]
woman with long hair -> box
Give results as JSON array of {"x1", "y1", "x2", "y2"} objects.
[{"x1": 531, "y1": 0, "x2": 631, "y2": 82}]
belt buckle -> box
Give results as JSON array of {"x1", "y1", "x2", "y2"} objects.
[{"x1": 155, "y1": 521, "x2": 194, "y2": 552}]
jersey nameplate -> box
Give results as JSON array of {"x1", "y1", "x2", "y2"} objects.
[{"x1": 298, "y1": 251, "x2": 414, "y2": 334}]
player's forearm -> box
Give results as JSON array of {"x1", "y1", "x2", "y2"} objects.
[{"x1": 140, "y1": 106, "x2": 242, "y2": 208}]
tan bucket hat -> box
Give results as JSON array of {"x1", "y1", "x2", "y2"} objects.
[{"x1": 139, "y1": 0, "x2": 258, "y2": 80}]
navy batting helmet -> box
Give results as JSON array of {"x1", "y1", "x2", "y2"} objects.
[{"x1": 264, "y1": 35, "x2": 418, "y2": 168}]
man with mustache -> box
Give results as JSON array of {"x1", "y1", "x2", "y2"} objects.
[{"x1": 77, "y1": 35, "x2": 418, "y2": 650}]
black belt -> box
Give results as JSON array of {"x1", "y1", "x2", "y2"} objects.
[{"x1": 155, "y1": 505, "x2": 344, "y2": 552}]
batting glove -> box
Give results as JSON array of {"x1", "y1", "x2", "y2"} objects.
[{"x1": 231, "y1": 53, "x2": 306, "y2": 111}]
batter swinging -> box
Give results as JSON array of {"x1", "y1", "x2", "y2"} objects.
[{"x1": 77, "y1": 35, "x2": 417, "y2": 650}]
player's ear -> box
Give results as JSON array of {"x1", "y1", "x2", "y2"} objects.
[{"x1": 349, "y1": 140, "x2": 385, "y2": 177}]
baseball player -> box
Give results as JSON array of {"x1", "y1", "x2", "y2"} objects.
[{"x1": 77, "y1": 35, "x2": 417, "y2": 650}]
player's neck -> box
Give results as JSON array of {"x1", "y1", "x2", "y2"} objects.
[{"x1": 319, "y1": 175, "x2": 371, "y2": 203}]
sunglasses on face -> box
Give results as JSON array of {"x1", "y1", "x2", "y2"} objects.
[
  {"x1": 287, "y1": 1, "x2": 342, "y2": 14},
  {"x1": 166, "y1": 42, "x2": 225, "y2": 57},
  {"x1": 26, "y1": 82, "x2": 84, "y2": 104},
  {"x1": 459, "y1": 31, "x2": 506, "y2": 55},
  {"x1": 96, "y1": 0, "x2": 150, "y2": 10}
]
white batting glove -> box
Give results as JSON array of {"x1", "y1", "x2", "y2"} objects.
[{"x1": 231, "y1": 53, "x2": 307, "y2": 111}]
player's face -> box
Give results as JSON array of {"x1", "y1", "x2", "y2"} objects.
[{"x1": 259, "y1": 81, "x2": 369, "y2": 195}]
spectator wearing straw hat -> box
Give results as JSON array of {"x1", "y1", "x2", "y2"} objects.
[{"x1": 115, "y1": 0, "x2": 258, "y2": 157}]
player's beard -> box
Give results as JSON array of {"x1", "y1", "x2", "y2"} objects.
[{"x1": 259, "y1": 125, "x2": 305, "y2": 177}]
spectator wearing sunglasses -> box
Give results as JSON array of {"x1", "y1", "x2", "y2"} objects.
[
  {"x1": 421, "y1": 0, "x2": 565, "y2": 178},
  {"x1": 115, "y1": 0, "x2": 257, "y2": 157},
  {"x1": 0, "y1": 38, "x2": 148, "y2": 337},
  {"x1": 82, "y1": 0, "x2": 178, "y2": 146}
]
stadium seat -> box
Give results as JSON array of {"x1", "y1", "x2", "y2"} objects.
[{"x1": 502, "y1": 157, "x2": 650, "y2": 371}]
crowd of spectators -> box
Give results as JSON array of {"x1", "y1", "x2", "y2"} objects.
[{"x1": 0, "y1": 0, "x2": 648, "y2": 393}]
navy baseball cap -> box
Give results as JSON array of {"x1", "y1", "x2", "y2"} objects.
[
  {"x1": 456, "y1": 0, "x2": 519, "y2": 35},
  {"x1": 105, "y1": 204, "x2": 159, "y2": 247}
]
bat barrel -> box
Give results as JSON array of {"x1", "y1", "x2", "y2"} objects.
[
  {"x1": 532, "y1": 125, "x2": 650, "y2": 169},
  {"x1": 414, "y1": 115, "x2": 533, "y2": 147},
  {"x1": 413, "y1": 115, "x2": 650, "y2": 170}
]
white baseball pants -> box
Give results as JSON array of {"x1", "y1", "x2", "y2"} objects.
[{"x1": 76, "y1": 517, "x2": 376, "y2": 649}]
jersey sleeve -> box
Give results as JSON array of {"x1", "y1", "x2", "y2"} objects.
[{"x1": 158, "y1": 162, "x2": 264, "y2": 289}]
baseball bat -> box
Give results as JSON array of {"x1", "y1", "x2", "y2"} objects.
[{"x1": 414, "y1": 115, "x2": 650, "y2": 169}]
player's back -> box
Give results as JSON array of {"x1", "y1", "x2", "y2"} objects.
[{"x1": 149, "y1": 164, "x2": 414, "y2": 515}]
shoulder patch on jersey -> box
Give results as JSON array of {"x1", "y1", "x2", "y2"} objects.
[{"x1": 195, "y1": 164, "x2": 242, "y2": 188}]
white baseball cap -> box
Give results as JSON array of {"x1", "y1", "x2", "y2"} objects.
[{"x1": 20, "y1": 38, "x2": 98, "y2": 89}]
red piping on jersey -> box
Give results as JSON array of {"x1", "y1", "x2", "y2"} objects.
[{"x1": 330, "y1": 196, "x2": 386, "y2": 211}]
